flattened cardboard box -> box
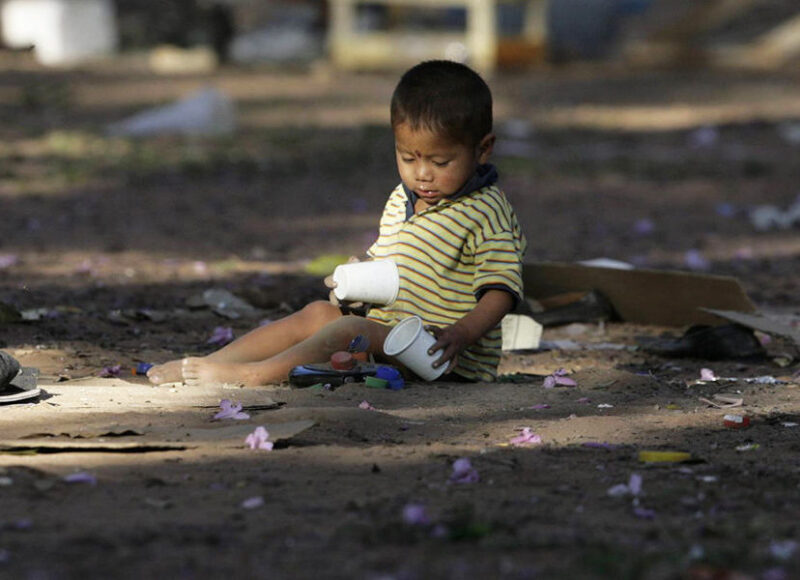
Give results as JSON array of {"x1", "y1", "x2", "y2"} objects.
[{"x1": 522, "y1": 262, "x2": 756, "y2": 327}]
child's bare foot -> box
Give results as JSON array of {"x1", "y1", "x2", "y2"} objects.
[
  {"x1": 147, "y1": 359, "x2": 185, "y2": 385},
  {"x1": 181, "y1": 357, "x2": 261, "y2": 387}
]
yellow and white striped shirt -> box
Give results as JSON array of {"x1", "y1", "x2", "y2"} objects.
[{"x1": 367, "y1": 181, "x2": 527, "y2": 381}]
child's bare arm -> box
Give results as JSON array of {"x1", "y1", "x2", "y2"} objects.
[{"x1": 427, "y1": 289, "x2": 514, "y2": 372}]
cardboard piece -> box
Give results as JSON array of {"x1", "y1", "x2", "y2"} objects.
[
  {"x1": 522, "y1": 262, "x2": 756, "y2": 327},
  {"x1": 0, "y1": 420, "x2": 315, "y2": 454},
  {"x1": 701, "y1": 309, "x2": 800, "y2": 348}
]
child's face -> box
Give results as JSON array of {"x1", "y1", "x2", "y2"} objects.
[{"x1": 394, "y1": 123, "x2": 494, "y2": 208}]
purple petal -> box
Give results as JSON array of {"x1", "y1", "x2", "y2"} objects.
[
  {"x1": 509, "y1": 427, "x2": 543, "y2": 446},
  {"x1": 213, "y1": 399, "x2": 250, "y2": 421},
  {"x1": 576, "y1": 397, "x2": 591, "y2": 404},
  {"x1": 633, "y1": 507, "x2": 656, "y2": 520},
  {"x1": 0, "y1": 254, "x2": 19, "y2": 269},
  {"x1": 699, "y1": 368, "x2": 717, "y2": 381},
  {"x1": 529, "y1": 403, "x2": 551, "y2": 410},
  {"x1": 402, "y1": 503, "x2": 430, "y2": 526},
  {"x1": 543, "y1": 376, "x2": 556, "y2": 389},
  {"x1": 63, "y1": 472, "x2": 97, "y2": 485},
  {"x1": 449, "y1": 457, "x2": 479, "y2": 484},
  {"x1": 99, "y1": 365, "x2": 122, "y2": 378},
  {"x1": 207, "y1": 326, "x2": 234, "y2": 346},
  {"x1": 555, "y1": 376, "x2": 578, "y2": 387},
  {"x1": 684, "y1": 249, "x2": 710, "y2": 271},
  {"x1": 358, "y1": 400, "x2": 376, "y2": 411},
  {"x1": 628, "y1": 473, "x2": 642, "y2": 496},
  {"x1": 244, "y1": 426, "x2": 273, "y2": 451}
]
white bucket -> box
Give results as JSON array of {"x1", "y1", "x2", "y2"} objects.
[
  {"x1": 332, "y1": 259, "x2": 399, "y2": 305},
  {"x1": 383, "y1": 316, "x2": 446, "y2": 381}
]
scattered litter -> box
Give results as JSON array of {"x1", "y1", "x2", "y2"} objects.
[
  {"x1": 749, "y1": 196, "x2": 800, "y2": 231},
  {"x1": 188, "y1": 289, "x2": 259, "y2": 320},
  {"x1": 696, "y1": 374, "x2": 786, "y2": 386},
  {"x1": 501, "y1": 314, "x2": 542, "y2": 351},
  {"x1": 697, "y1": 475, "x2": 718, "y2": 483},
  {"x1": 509, "y1": 427, "x2": 542, "y2": 447},
  {"x1": 735, "y1": 443, "x2": 759, "y2": 452},
  {"x1": 358, "y1": 400, "x2": 376, "y2": 411},
  {"x1": 638, "y1": 450, "x2": 692, "y2": 463},
  {"x1": 132, "y1": 362, "x2": 154, "y2": 376},
  {"x1": 241, "y1": 496, "x2": 265, "y2": 510},
  {"x1": 607, "y1": 473, "x2": 642, "y2": 497},
  {"x1": 723, "y1": 414, "x2": 751, "y2": 429},
  {"x1": 597, "y1": 403, "x2": 614, "y2": 409},
  {"x1": 213, "y1": 399, "x2": 250, "y2": 421},
  {"x1": 700, "y1": 368, "x2": 717, "y2": 381},
  {"x1": 698, "y1": 394, "x2": 743, "y2": 409},
  {"x1": 207, "y1": 326, "x2": 234, "y2": 346},
  {"x1": 106, "y1": 87, "x2": 236, "y2": 137},
  {"x1": 244, "y1": 426, "x2": 273, "y2": 451},
  {"x1": 543, "y1": 368, "x2": 577, "y2": 389},
  {"x1": 62, "y1": 471, "x2": 97, "y2": 486},
  {"x1": 402, "y1": 503, "x2": 431, "y2": 526},
  {"x1": 782, "y1": 422, "x2": 798, "y2": 428},
  {"x1": 449, "y1": 457, "x2": 479, "y2": 484}
]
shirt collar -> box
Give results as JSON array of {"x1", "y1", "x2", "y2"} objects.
[{"x1": 403, "y1": 163, "x2": 498, "y2": 219}]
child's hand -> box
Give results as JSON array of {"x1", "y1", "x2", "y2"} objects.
[
  {"x1": 325, "y1": 256, "x2": 362, "y2": 307},
  {"x1": 425, "y1": 323, "x2": 471, "y2": 374}
]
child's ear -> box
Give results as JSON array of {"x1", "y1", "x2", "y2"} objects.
[{"x1": 477, "y1": 133, "x2": 496, "y2": 163}]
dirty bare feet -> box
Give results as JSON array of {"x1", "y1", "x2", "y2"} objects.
[
  {"x1": 181, "y1": 357, "x2": 260, "y2": 387},
  {"x1": 147, "y1": 359, "x2": 185, "y2": 385}
]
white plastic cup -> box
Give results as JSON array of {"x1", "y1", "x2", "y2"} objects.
[
  {"x1": 332, "y1": 259, "x2": 399, "y2": 305},
  {"x1": 383, "y1": 316, "x2": 447, "y2": 381}
]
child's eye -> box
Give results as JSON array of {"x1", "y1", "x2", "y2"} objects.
[
  {"x1": 433, "y1": 160, "x2": 450, "y2": 167},
  {"x1": 401, "y1": 157, "x2": 414, "y2": 163}
]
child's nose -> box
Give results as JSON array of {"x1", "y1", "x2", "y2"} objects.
[{"x1": 416, "y1": 162, "x2": 433, "y2": 181}]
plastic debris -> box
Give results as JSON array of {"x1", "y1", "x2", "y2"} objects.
[
  {"x1": 244, "y1": 426, "x2": 273, "y2": 451},
  {"x1": 698, "y1": 394, "x2": 743, "y2": 408},
  {"x1": 749, "y1": 196, "x2": 800, "y2": 231},
  {"x1": 449, "y1": 457, "x2": 479, "y2": 484},
  {"x1": 735, "y1": 443, "x2": 759, "y2": 452},
  {"x1": 132, "y1": 362, "x2": 154, "y2": 376},
  {"x1": 723, "y1": 414, "x2": 751, "y2": 429},
  {"x1": 699, "y1": 368, "x2": 717, "y2": 381},
  {"x1": 189, "y1": 289, "x2": 259, "y2": 320},
  {"x1": 607, "y1": 473, "x2": 642, "y2": 497},
  {"x1": 213, "y1": 399, "x2": 250, "y2": 421},
  {"x1": 638, "y1": 450, "x2": 692, "y2": 463},
  {"x1": 375, "y1": 366, "x2": 404, "y2": 390}
]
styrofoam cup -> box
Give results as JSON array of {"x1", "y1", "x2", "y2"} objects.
[
  {"x1": 332, "y1": 259, "x2": 399, "y2": 305},
  {"x1": 382, "y1": 316, "x2": 447, "y2": 381}
]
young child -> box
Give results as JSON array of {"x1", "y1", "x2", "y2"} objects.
[{"x1": 147, "y1": 60, "x2": 527, "y2": 387}]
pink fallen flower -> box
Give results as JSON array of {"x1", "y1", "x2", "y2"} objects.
[
  {"x1": 207, "y1": 326, "x2": 234, "y2": 346},
  {"x1": 241, "y1": 496, "x2": 264, "y2": 510},
  {"x1": 244, "y1": 426, "x2": 273, "y2": 451},
  {"x1": 543, "y1": 368, "x2": 578, "y2": 389},
  {"x1": 99, "y1": 364, "x2": 122, "y2": 378},
  {"x1": 213, "y1": 399, "x2": 250, "y2": 421},
  {"x1": 449, "y1": 457, "x2": 479, "y2": 484},
  {"x1": 509, "y1": 427, "x2": 543, "y2": 447},
  {"x1": 699, "y1": 368, "x2": 718, "y2": 381},
  {"x1": 358, "y1": 400, "x2": 376, "y2": 411}
]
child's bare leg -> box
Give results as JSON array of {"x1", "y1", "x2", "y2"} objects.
[
  {"x1": 147, "y1": 301, "x2": 342, "y2": 384},
  {"x1": 181, "y1": 316, "x2": 392, "y2": 387}
]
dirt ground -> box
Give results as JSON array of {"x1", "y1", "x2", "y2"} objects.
[{"x1": 1, "y1": 51, "x2": 800, "y2": 579}]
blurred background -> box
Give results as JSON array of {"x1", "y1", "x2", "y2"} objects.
[{"x1": 1, "y1": 0, "x2": 799, "y2": 327}]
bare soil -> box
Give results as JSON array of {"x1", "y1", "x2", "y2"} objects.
[{"x1": 1, "y1": 53, "x2": 800, "y2": 579}]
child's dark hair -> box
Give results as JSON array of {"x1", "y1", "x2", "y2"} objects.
[{"x1": 390, "y1": 60, "x2": 492, "y2": 147}]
